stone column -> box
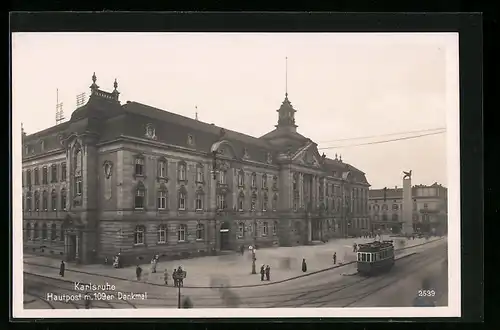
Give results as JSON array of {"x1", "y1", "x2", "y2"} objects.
[
  {"x1": 75, "y1": 234, "x2": 80, "y2": 259},
  {"x1": 299, "y1": 173, "x2": 304, "y2": 209},
  {"x1": 402, "y1": 178, "x2": 414, "y2": 234}
]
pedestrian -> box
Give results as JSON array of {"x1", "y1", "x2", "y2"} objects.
[
  {"x1": 177, "y1": 266, "x2": 185, "y2": 287},
  {"x1": 333, "y1": 252, "x2": 337, "y2": 265},
  {"x1": 151, "y1": 256, "x2": 157, "y2": 273},
  {"x1": 163, "y1": 269, "x2": 169, "y2": 285},
  {"x1": 353, "y1": 243, "x2": 357, "y2": 252},
  {"x1": 265, "y1": 265, "x2": 271, "y2": 281},
  {"x1": 301, "y1": 258, "x2": 307, "y2": 272},
  {"x1": 136, "y1": 265, "x2": 142, "y2": 281},
  {"x1": 172, "y1": 269, "x2": 178, "y2": 287},
  {"x1": 59, "y1": 260, "x2": 65, "y2": 277},
  {"x1": 260, "y1": 265, "x2": 265, "y2": 281},
  {"x1": 240, "y1": 244, "x2": 245, "y2": 255}
]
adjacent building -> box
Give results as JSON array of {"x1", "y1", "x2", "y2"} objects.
[
  {"x1": 22, "y1": 74, "x2": 370, "y2": 264},
  {"x1": 368, "y1": 183, "x2": 448, "y2": 234}
]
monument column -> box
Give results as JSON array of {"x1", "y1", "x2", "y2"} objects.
[{"x1": 402, "y1": 171, "x2": 414, "y2": 235}]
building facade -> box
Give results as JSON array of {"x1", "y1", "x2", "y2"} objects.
[
  {"x1": 22, "y1": 74, "x2": 370, "y2": 264},
  {"x1": 368, "y1": 183, "x2": 448, "y2": 234}
]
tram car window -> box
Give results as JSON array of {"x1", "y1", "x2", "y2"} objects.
[{"x1": 356, "y1": 240, "x2": 395, "y2": 276}]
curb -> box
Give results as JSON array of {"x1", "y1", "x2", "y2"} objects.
[{"x1": 24, "y1": 237, "x2": 443, "y2": 290}]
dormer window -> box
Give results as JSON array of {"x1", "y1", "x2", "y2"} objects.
[
  {"x1": 40, "y1": 140, "x2": 45, "y2": 152},
  {"x1": 145, "y1": 124, "x2": 156, "y2": 140},
  {"x1": 187, "y1": 134, "x2": 195, "y2": 146},
  {"x1": 25, "y1": 145, "x2": 29, "y2": 155}
]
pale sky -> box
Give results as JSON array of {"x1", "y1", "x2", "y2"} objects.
[{"x1": 11, "y1": 33, "x2": 459, "y2": 189}]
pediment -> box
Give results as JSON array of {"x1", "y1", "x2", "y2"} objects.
[{"x1": 292, "y1": 142, "x2": 323, "y2": 168}]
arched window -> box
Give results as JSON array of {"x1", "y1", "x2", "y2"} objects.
[
  {"x1": 251, "y1": 173, "x2": 257, "y2": 188},
  {"x1": 157, "y1": 225, "x2": 167, "y2": 244},
  {"x1": 273, "y1": 221, "x2": 278, "y2": 236},
  {"x1": 157, "y1": 183, "x2": 168, "y2": 210},
  {"x1": 392, "y1": 214, "x2": 399, "y2": 222},
  {"x1": 60, "y1": 188, "x2": 67, "y2": 210},
  {"x1": 178, "y1": 161, "x2": 187, "y2": 181},
  {"x1": 262, "y1": 174, "x2": 267, "y2": 188},
  {"x1": 51, "y1": 164, "x2": 58, "y2": 183},
  {"x1": 26, "y1": 169, "x2": 32, "y2": 187},
  {"x1": 262, "y1": 192, "x2": 268, "y2": 211},
  {"x1": 41, "y1": 223, "x2": 47, "y2": 239},
  {"x1": 238, "y1": 192, "x2": 245, "y2": 211},
  {"x1": 251, "y1": 192, "x2": 257, "y2": 211},
  {"x1": 33, "y1": 222, "x2": 39, "y2": 239},
  {"x1": 178, "y1": 224, "x2": 187, "y2": 242},
  {"x1": 196, "y1": 223, "x2": 205, "y2": 240},
  {"x1": 51, "y1": 223, "x2": 57, "y2": 240},
  {"x1": 42, "y1": 166, "x2": 48, "y2": 184},
  {"x1": 195, "y1": 189, "x2": 203, "y2": 210},
  {"x1": 272, "y1": 193, "x2": 278, "y2": 211},
  {"x1": 25, "y1": 223, "x2": 32, "y2": 241},
  {"x1": 61, "y1": 162, "x2": 67, "y2": 181},
  {"x1": 34, "y1": 167, "x2": 39, "y2": 185},
  {"x1": 178, "y1": 186, "x2": 187, "y2": 210},
  {"x1": 272, "y1": 175, "x2": 278, "y2": 189},
  {"x1": 135, "y1": 182, "x2": 146, "y2": 209},
  {"x1": 42, "y1": 190, "x2": 48, "y2": 211},
  {"x1": 134, "y1": 225, "x2": 145, "y2": 245},
  {"x1": 237, "y1": 170, "x2": 245, "y2": 187},
  {"x1": 51, "y1": 189, "x2": 57, "y2": 211},
  {"x1": 217, "y1": 194, "x2": 226, "y2": 210},
  {"x1": 262, "y1": 222, "x2": 269, "y2": 236}
]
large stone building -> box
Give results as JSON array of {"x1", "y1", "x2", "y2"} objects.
[
  {"x1": 368, "y1": 183, "x2": 448, "y2": 234},
  {"x1": 22, "y1": 74, "x2": 370, "y2": 264}
]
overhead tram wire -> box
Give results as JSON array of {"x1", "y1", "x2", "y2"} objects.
[
  {"x1": 318, "y1": 130, "x2": 446, "y2": 150},
  {"x1": 316, "y1": 127, "x2": 446, "y2": 144}
]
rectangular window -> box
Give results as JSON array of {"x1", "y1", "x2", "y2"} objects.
[
  {"x1": 61, "y1": 163, "x2": 67, "y2": 181},
  {"x1": 195, "y1": 194, "x2": 203, "y2": 210},
  {"x1": 238, "y1": 173, "x2": 244, "y2": 186},
  {"x1": 135, "y1": 190, "x2": 145, "y2": 209},
  {"x1": 196, "y1": 167, "x2": 203, "y2": 182},
  {"x1": 217, "y1": 194, "x2": 226, "y2": 210},
  {"x1": 158, "y1": 226, "x2": 167, "y2": 243},
  {"x1": 157, "y1": 191, "x2": 167, "y2": 209},
  {"x1": 51, "y1": 165, "x2": 58, "y2": 183},
  {"x1": 262, "y1": 222, "x2": 268, "y2": 236},
  {"x1": 196, "y1": 224, "x2": 204, "y2": 240},
  {"x1": 273, "y1": 222, "x2": 277, "y2": 235},
  {"x1": 51, "y1": 194, "x2": 57, "y2": 211},
  {"x1": 61, "y1": 192, "x2": 67, "y2": 210},
  {"x1": 238, "y1": 223, "x2": 244, "y2": 238},
  {"x1": 251, "y1": 175, "x2": 256, "y2": 188},
  {"x1": 262, "y1": 175, "x2": 267, "y2": 188},
  {"x1": 135, "y1": 158, "x2": 144, "y2": 176},
  {"x1": 178, "y1": 225, "x2": 186, "y2": 242},
  {"x1": 34, "y1": 169, "x2": 39, "y2": 185},
  {"x1": 75, "y1": 178, "x2": 82, "y2": 195},
  {"x1": 42, "y1": 167, "x2": 48, "y2": 184},
  {"x1": 158, "y1": 161, "x2": 166, "y2": 178},
  {"x1": 218, "y1": 170, "x2": 226, "y2": 184},
  {"x1": 134, "y1": 227, "x2": 145, "y2": 245},
  {"x1": 273, "y1": 176, "x2": 278, "y2": 189},
  {"x1": 178, "y1": 164, "x2": 186, "y2": 181}
]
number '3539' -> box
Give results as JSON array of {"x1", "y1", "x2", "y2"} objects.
[{"x1": 418, "y1": 290, "x2": 436, "y2": 297}]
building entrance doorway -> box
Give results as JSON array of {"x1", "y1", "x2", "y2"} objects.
[
  {"x1": 219, "y1": 222, "x2": 230, "y2": 250},
  {"x1": 67, "y1": 234, "x2": 76, "y2": 261}
]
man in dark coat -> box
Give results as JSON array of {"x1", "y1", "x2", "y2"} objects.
[
  {"x1": 265, "y1": 265, "x2": 271, "y2": 281},
  {"x1": 260, "y1": 265, "x2": 265, "y2": 281},
  {"x1": 333, "y1": 252, "x2": 337, "y2": 265},
  {"x1": 301, "y1": 259, "x2": 307, "y2": 272},
  {"x1": 59, "y1": 260, "x2": 65, "y2": 277},
  {"x1": 136, "y1": 265, "x2": 142, "y2": 281},
  {"x1": 172, "y1": 269, "x2": 178, "y2": 287}
]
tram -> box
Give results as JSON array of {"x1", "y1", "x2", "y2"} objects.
[{"x1": 356, "y1": 240, "x2": 395, "y2": 276}]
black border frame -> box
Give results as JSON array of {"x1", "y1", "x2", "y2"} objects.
[{"x1": 9, "y1": 12, "x2": 483, "y2": 325}]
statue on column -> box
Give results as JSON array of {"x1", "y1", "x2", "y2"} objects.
[{"x1": 403, "y1": 170, "x2": 412, "y2": 180}]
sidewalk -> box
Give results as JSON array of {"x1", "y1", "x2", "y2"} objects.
[{"x1": 24, "y1": 236, "x2": 443, "y2": 289}]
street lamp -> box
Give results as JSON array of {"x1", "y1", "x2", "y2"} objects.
[{"x1": 249, "y1": 245, "x2": 257, "y2": 274}]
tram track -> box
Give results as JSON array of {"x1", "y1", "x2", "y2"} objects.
[{"x1": 269, "y1": 243, "x2": 447, "y2": 308}]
